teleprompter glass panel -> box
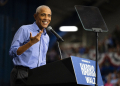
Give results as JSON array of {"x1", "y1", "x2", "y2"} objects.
[{"x1": 75, "y1": 5, "x2": 108, "y2": 32}]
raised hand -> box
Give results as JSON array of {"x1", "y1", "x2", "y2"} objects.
[
  {"x1": 29, "y1": 31, "x2": 43, "y2": 45},
  {"x1": 16, "y1": 31, "x2": 43, "y2": 55}
]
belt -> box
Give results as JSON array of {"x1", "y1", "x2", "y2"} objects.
[{"x1": 14, "y1": 65, "x2": 29, "y2": 71}]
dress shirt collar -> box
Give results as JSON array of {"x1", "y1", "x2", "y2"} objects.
[{"x1": 33, "y1": 22, "x2": 47, "y2": 35}]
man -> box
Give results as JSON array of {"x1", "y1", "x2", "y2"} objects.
[{"x1": 9, "y1": 5, "x2": 51, "y2": 86}]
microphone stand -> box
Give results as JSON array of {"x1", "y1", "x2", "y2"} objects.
[
  {"x1": 57, "y1": 39, "x2": 63, "y2": 60},
  {"x1": 47, "y1": 26, "x2": 64, "y2": 60}
]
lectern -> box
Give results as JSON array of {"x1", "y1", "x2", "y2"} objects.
[{"x1": 26, "y1": 56, "x2": 103, "y2": 86}]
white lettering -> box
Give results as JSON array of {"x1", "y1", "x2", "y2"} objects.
[
  {"x1": 82, "y1": 60, "x2": 90, "y2": 63},
  {"x1": 85, "y1": 76, "x2": 95, "y2": 84},
  {"x1": 80, "y1": 63, "x2": 96, "y2": 77}
]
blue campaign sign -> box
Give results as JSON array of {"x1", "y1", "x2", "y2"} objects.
[{"x1": 70, "y1": 56, "x2": 103, "y2": 86}]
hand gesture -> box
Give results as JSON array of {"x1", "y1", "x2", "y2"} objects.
[{"x1": 29, "y1": 31, "x2": 43, "y2": 45}]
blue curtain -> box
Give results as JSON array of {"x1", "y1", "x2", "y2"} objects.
[{"x1": 0, "y1": 15, "x2": 13, "y2": 86}]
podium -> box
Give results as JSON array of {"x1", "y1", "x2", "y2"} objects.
[{"x1": 26, "y1": 56, "x2": 103, "y2": 86}]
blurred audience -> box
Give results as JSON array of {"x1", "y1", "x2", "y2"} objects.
[{"x1": 104, "y1": 78, "x2": 113, "y2": 86}]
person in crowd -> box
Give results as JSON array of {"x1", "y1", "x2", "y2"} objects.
[
  {"x1": 104, "y1": 73, "x2": 113, "y2": 86},
  {"x1": 104, "y1": 78, "x2": 113, "y2": 86}
]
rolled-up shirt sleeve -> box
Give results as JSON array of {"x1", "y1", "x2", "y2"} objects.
[{"x1": 9, "y1": 26, "x2": 26, "y2": 58}]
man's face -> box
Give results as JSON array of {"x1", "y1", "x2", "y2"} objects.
[{"x1": 34, "y1": 7, "x2": 51, "y2": 29}]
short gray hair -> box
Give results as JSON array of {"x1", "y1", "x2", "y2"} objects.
[{"x1": 36, "y1": 5, "x2": 51, "y2": 14}]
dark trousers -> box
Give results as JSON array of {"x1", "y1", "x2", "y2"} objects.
[{"x1": 10, "y1": 66, "x2": 29, "y2": 86}]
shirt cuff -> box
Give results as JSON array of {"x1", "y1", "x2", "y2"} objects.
[{"x1": 12, "y1": 47, "x2": 19, "y2": 57}]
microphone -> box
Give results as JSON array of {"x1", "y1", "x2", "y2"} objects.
[{"x1": 47, "y1": 26, "x2": 64, "y2": 42}]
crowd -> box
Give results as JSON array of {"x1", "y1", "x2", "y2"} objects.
[
  {"x1": 46, "y1": 25, "x2": 120, "y2": 86},
  {"x1": 103, "y1": 70, "x2": 120, "y2": 86}
]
